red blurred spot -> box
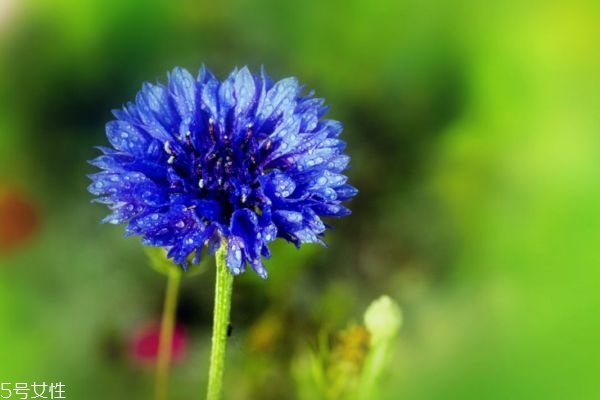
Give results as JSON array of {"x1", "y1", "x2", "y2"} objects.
[
  {"x1": 0, "y1": 186, "x2": 39, "y2": 253},
  {"x1": 129, "y1": 322, "x2": 187, "y2": 365}
]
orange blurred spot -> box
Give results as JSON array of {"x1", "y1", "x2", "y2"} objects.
[{"x1": 0, "y1": 186, "x2": 39, "y2": 253}]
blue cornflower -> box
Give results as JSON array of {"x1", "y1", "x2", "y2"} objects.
[{"x1": 88, "y1": 66, "x2": 357, "y2": 278}]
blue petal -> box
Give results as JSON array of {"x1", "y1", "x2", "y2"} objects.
[
  {"x1": 134, "y1": 184, "x2": 168, "y2": 207},
  {"x1": 261, "y1": 222, "x2": 277, "y2": 243},
  {"x1": 326, "y1": 154, "x2": 351, "y2": 172},
  {"x1": 233, "y1": 66, "x2": 257, "y2": 118},
  {"x1": 317, "y1": 119, "x2": 343, "y2": 138},
  {"x1": 302, "y1": 208, "x2": 326, "y2": 234},
  {"x1": 254, "y1": 66, "x2": 272, "y2": 119},
  {"x1": 312, "y1": 203, "x2": 351, "y2": 217},
  {"x1": 88, "y1": 171, "x2": 150, "y2": 197},
  {"x1": 217, "y1": 73, "x2": 235, "y2": 125},
  {"x1": 199, "y1": 77, "x2": 219, "y2": 120},
  {"x1": 197, "y1": 65, "x2": 216, "y2": 84},
  {"x1": 168, "y1": 67, "x2": 196, "y2": 121},
  {"x1": 250, "y1": 258, "x2": 268, "y2": 279},
  {"x1": 279, "y1": 225, "x2": 324, "y2": 247},
  {"x1": 88, "y1": 154, "x2": 131, "y2": 172},
  {"x1": 295, "y1": 97, "x2": 325, "y2": 131},
  {"x1": 292, "y1": 228, "x2": 325, "y2": 245},
  {"x1": 127, "y1": 205, "x2": 199, "y2": 239},
  {"x1": 260, "y1": 172, "x2": 296, "y2": 200},
  {"x1": 190, "y1": 199, "x2": 222, "y2": 221},
  {"x1": 136, "y1": 83, "x2": 178, "y2": 139},
  {"x1": 272, "y1": 210, "x2": 303, "y2": 232},
  {"x1": 257, "y1": 77, "x2": 301, "y2": 128},
  {"x1": 229, "y1": 209, "x2": 260, "y2": 259},
  {"x1": 226, "y1": 236, "x2": 245, "y2": 274},
  {"x1": 206, "y1": 225, "x2": 222, "y2": 255},
  {"x1": 101, "y1": 202, "x2": 145, "y2": 225},
  {"x1": 335, "y1": 184, "x2": 358, "y2": 200},
  {"x1": 306, "y1": 171, "x2": 348, "y2": 191},
  {"x1": 167, "y1": 230, "x2": 202, "y2": 268},
  {"x1": 106, "y1": 121, "x2": 149, "y2": 156},
  {"x1": 266, "y1": 115, "x2": 302, "y2": 160}
]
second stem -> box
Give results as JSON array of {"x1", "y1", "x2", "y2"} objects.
[{"x1": 155, "y1": 268, "x2": 181, "y2": 400}]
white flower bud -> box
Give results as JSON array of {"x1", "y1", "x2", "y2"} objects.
[{"x1": 364, "y1": 295, "x2": 402, "y2": 346}]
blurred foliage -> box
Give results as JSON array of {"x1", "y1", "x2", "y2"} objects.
[
  {"x1": 0, "y1": 0, "x2": 599, "y2": 399},
  {"x1": 292, "y1": 295, "x2": 401, "y2": 400}
]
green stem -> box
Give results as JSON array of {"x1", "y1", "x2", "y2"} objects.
[
  {"x1": 155, "y1": 269, "x2": 181, "y2": 400},
  {"x1": 206, "y1": 243, "x2": 234, "y2": 400},
  {"x1": 357, "y1": 342, "x2": 388, "y2": 400}
]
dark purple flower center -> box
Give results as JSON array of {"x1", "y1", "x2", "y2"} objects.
[{"x1": 163, "y1": 118, "x2": 272, "y2": 225}]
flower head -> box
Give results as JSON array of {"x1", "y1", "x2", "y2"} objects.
[{"x1": 88, "y1": 66, "x2": 356, "y2": 278}]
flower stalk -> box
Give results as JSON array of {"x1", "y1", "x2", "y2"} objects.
[
  {"x1": 155, "y1": 268, "x2": 182, "y2": 400},
  {"x1": 206, "y1": 242, "x2": 234, "y2": 400}
]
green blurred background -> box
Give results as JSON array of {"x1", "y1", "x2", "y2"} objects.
[{"x1": 1, "y1": 0, "x2": 599, "y2": 398}]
